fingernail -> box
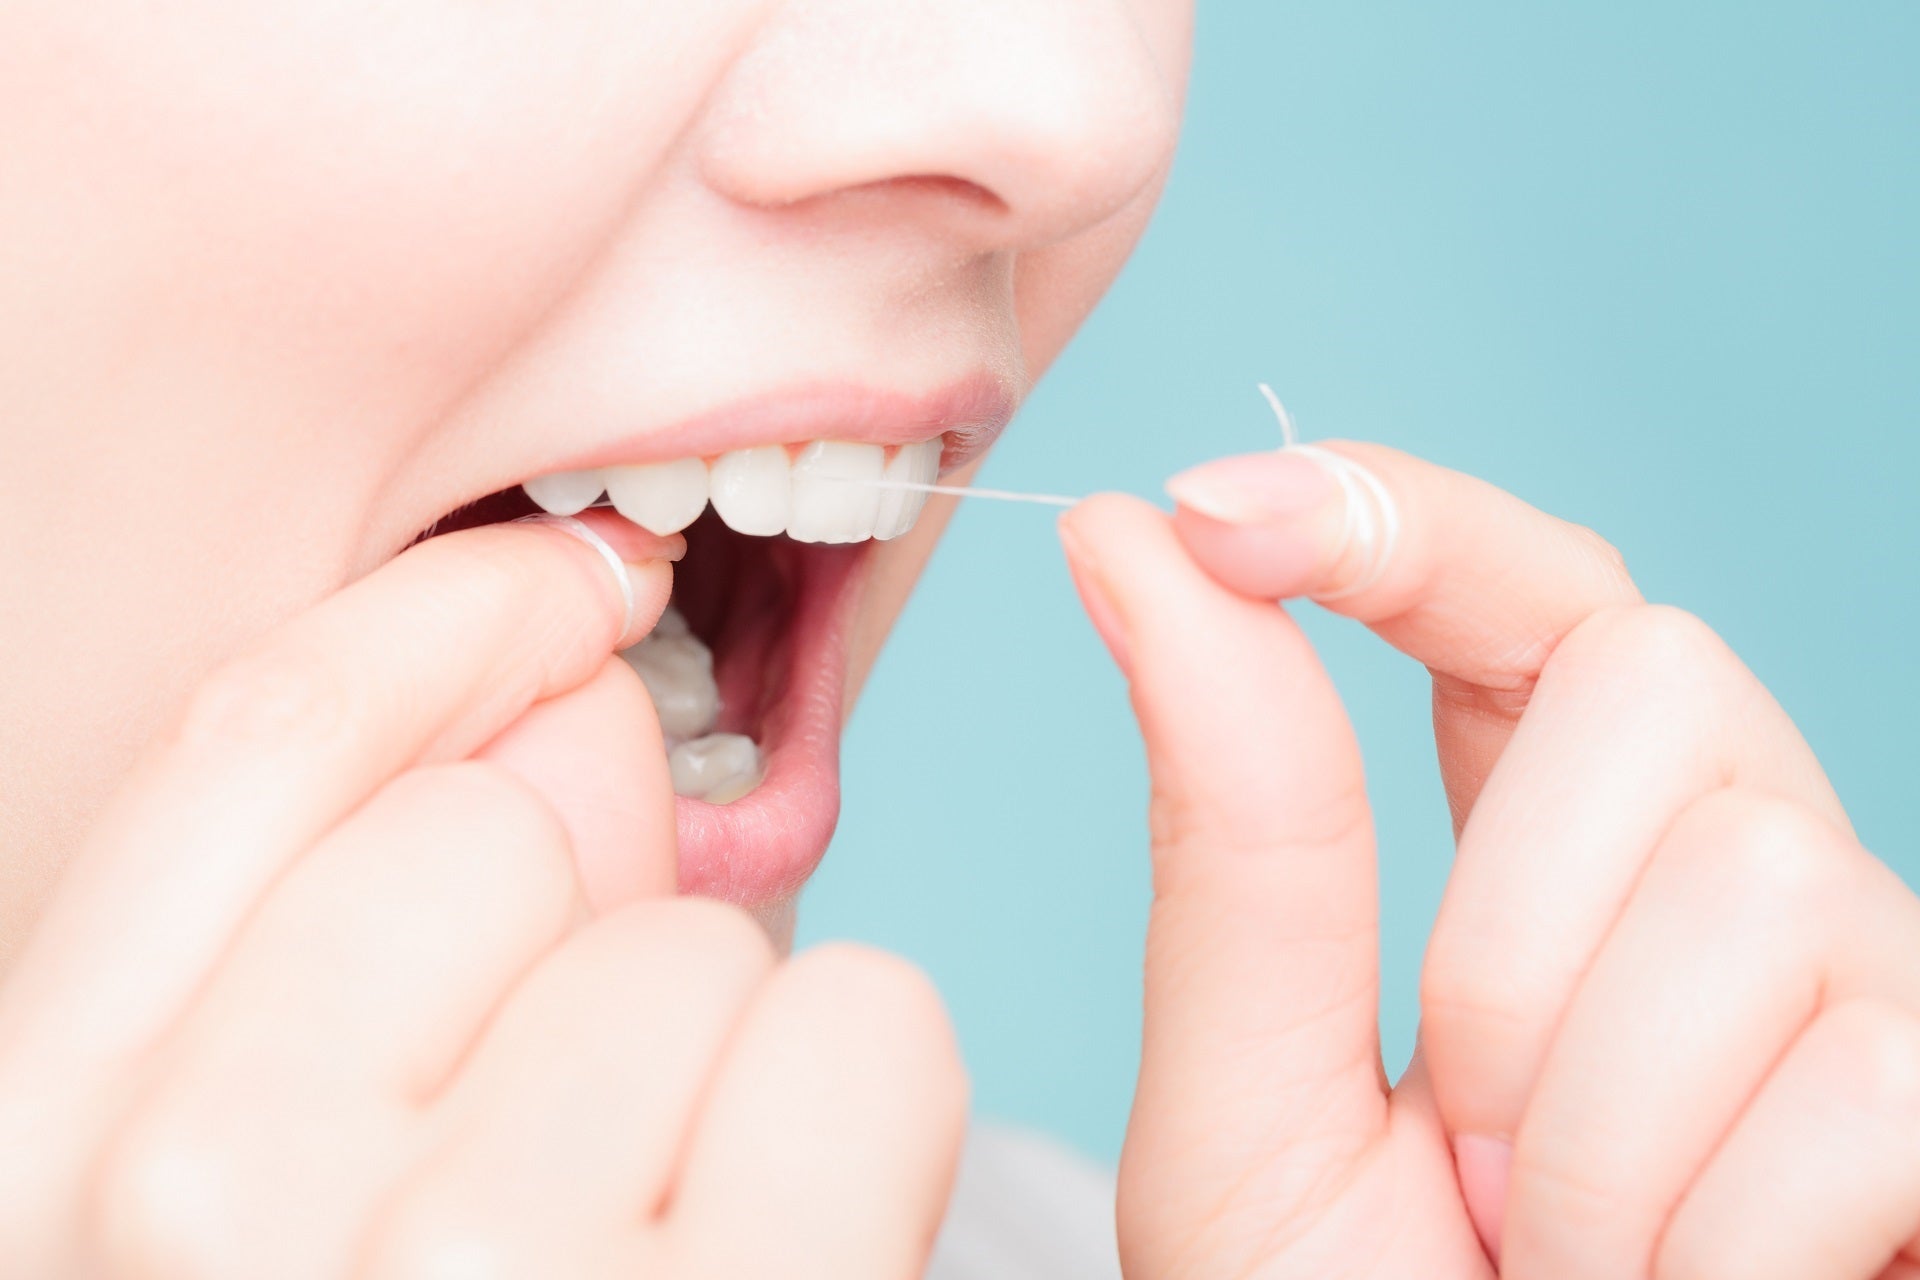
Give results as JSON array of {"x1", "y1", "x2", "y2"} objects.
[
  {"x1": 1452, "y1": 1133, "x2": 1512, "y2": 1268},
  {"x1": 1058, "y1": 518, "x2": 1132, "y2": 677},
  {"x1": 1165, "y1": 450, "x2": 1338, "y2": 526}
]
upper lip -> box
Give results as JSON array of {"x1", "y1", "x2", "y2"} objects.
[
  {"x1": 536, "y1": 372, "x2": 1018, "y2": 479},
  {"x1": 388, "y1": 371, "x2": 1018, "y2": 561}
]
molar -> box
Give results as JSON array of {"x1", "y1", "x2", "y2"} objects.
[
  {"x1": 669, "y1": 733, "x2": 765, "y2": 803},
  {"x1": 621, "y1": 623, "x2": 720, "y2": 740}
]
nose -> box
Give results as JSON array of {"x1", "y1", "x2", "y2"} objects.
[{"x1": 697, "y1": 0, "x2": 1184, "y2": 253}]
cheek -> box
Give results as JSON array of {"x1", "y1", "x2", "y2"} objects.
[
  {"x1": 1010, "y1": 199, "x2": 1166, "y2": 378},
  {"x1": 8, "y1": 1, "x2": 767, "y2": 407},
  {"x1": 1010, "y1": 0, "x2": 1191, "y2": 375}
]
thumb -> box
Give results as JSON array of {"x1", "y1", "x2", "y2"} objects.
[{"x1": 1059, "y1": 494, "x2": 1387, "y2": 1267}]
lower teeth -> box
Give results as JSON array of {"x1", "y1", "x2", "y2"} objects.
[
  {"x1": 669, "y1": 734, "x2": 764, "y2": 804},
  {"x1": 621, "y1": 606, "x2": 764, "y2": 803}
]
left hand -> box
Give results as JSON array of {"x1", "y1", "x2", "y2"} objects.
[{"x1": 1060, "y1": 443, "x2": 1920, "y2": 1279}]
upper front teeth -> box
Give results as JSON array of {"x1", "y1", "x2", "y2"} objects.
[
  {"x1": 788, "y1": 442, "x2": 881, "y2": 543},
  {"x1": 520, "y1": 468, "x2": 605, "y2": 517},
  {"x1": 605, "y1": 457, "x2": 709, "y2": 535},
  {"x1": 523, "y1": 439, "x2": 941, "y2": 544},
  {"x1": 708, "y1": 446, "x2": 792, "y2": 538}
]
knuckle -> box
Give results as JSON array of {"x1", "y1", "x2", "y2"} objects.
[
  {"x1": 89, "y1": 1118, "x2": 244, "y2": 1279},
  {"x1": 390, "y1": 762, "x2": 577, "y2": 916},
  {"x1": 590, "y1": 896, "x2": 777, "y2": 980},
  {"x1": 800, "y1": 943, "x2": 944, "y2": 1017},
  {"x1": 1563, "y1": 519, "x2": 1633, "y2": 586},
  {"x1": 1549, "y1": 603, "x2": 1729, "y2": 690},
  {"x1": 1663, "y1": 788, "x2": 1844, "y2": 911},
  {"x1": 652, "y1": 896, "x2": 778, "y2": 967},
  {"x1": 1818, "y1": 999, "x2": 1920, "y2": 1124},
  {"x1": 174, "y1": 645, "x2": 353, "y2": 756},
  {"x1": 797, "y1": 945, "x2": 962, "y2": 1079},
  {"x1": 405, "y1": 760, "x2": 568, "y2": 848},
  {"x1": 363, "y1": 1201, "x2": 520, "y2": 1280}
]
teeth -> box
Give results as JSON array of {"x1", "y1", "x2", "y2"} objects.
[
  {"x1": 605, "y1": 458, "x2": 710, "y2": 536},
  {"x1": 708, "y1": 446, "x2": 792, "y2": 537},
  {"x1": 651, "y1": 603, "x2": 692, "y2": 638},
  {"x1": 619, "y1": 607, "x2": 768, "y2": 805},
  {"x1": 524, "y1": 439, "x2": 945, "y2": 543},
  {"x1": 522, "y1": 468, "x2": 605, "y2": 517},
  {"x1": 874, "y1": 439, "x2": 940, "y2": 540},
  {"x1": 669, "y1": 733, "x2": 765, "y2": 804},
  {"x1": 788, "y1": 442, "x2": 884, "y2": 544},
  {"x1": 621, "y1": 622, "x2": 720, "y2": 740}
]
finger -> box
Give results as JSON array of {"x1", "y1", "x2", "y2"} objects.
[
  {"x1": 86, "y1": 762, "x2": 583, "y2": 1280},
  {"x1": 1495, "y1": 791, "x2": 1920, "y2": 1280},
  {"x1": 1656, "y1": 999, "x2": 1920, "y2": 1280},
  {"x1": 1421, "y1": 605, "x2": 1847, "y2": 1146},
  {"x1": 669, "y1": 945, "x2": 968, "y2": 1280},
  {"x1": 1167, "y1": 442, "x2": 1641, "y2": 826},
  {"x1": 1058, "y1": 495, "x2": 1388, "y2": 1257},
  {"x1": 361, "y1": 902, "x2": 775, "y2": 1280},
  {"x1": 0, "y1": 513, "x2": 678, "y2": 1079},
  {"x1": 478, "y1": 654, "x2": 679, "y2": 910}
]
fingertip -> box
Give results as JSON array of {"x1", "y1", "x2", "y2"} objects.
[
  {"x1": 620, "y1": 559, "x2": 676, "y2": 649},
  {"x1": 1058, "y1": 491, "x2": 1167, "y2": 550},
  {"x1": 567, "y1": 509, "x2": 681, "y2": 648},
  {"x1": 1164, "y1": 448, "x2": 1378, "y2": 603},
  {"x1": 1171, "y1": 505, "x2": 1325, "y2": 601},
  {"x1": 1059, "y1": 495, "x2": 1171, "y2": 678}
]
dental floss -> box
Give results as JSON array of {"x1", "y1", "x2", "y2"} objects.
[
  {"x1": 570, "y1": 386, "x2": 1393, "y2": 541},
  {"x1": 1262, "y1": 388, "x2": 1402, "y2": 601},
  {"x1": 1259, "y1": 382, "x2": 1301, "y2": 448},
  {"x1": 513, "y1": 513, "x2": 637, "y2": 635},
  {"x1": 844, "y1": 478, "x2": 1080, "y2": 508}
]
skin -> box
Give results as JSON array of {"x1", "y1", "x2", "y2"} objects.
[
  {"x1": 3, "y1": 2, "x2": 1914, "y2": 1275},
  {"x1": 0, "y1": 1, "x2": 1189, "y2": 1271},
  {"x1": 0, "y1": 0, "x2": 1192, "y2": 944},
  {"x1": 1062, "y1": 447, "x2": 1920, "y2": 1278}
]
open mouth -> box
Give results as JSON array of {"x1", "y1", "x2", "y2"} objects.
[{"x1": 421, "y1": 436, "x2": 945, "y2": 907}]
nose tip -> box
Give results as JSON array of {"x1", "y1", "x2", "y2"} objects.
[{"x1": 697, "y1": 0, "x2": 1183, "y2": 252}]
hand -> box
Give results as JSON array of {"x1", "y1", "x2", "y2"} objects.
[
  {"x1": 1062, "y1": 445, "x2": 1920, "y2": 1280},
  {"x1": 0, "y1": 514, "x2": 964, "y2": 1279}
]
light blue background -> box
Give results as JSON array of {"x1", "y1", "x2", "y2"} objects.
[{"x1": 798, "y1": 2, "x2": 1919, "y2": 1163}]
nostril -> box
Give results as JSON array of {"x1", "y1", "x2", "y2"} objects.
[
  {"x1": 870, "y1": 174, "x2": 1009, "y2": 216},
  {"x1": 768, "y1": 173, "x2": 1009, "y2": 222}
]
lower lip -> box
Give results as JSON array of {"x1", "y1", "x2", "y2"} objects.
[{"x1": 671, "y1": 541, "x2": 868, "y2": 905}]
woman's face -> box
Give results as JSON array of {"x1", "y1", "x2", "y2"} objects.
[{"x1": 0, "y1": 0, "x2": 1190, "y2": 946}]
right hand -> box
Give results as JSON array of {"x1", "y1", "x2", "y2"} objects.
[{"x1": 0, "y1": 515, "x2": 966, "y2": 1279}]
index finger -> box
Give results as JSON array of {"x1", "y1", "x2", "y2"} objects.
[
  {"x1": 1167, "y1": 441, "x2": 1642, "y2": 828},
  {"x1": 0, "y1": 513, "x2": 679, "y2": 1075}
]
